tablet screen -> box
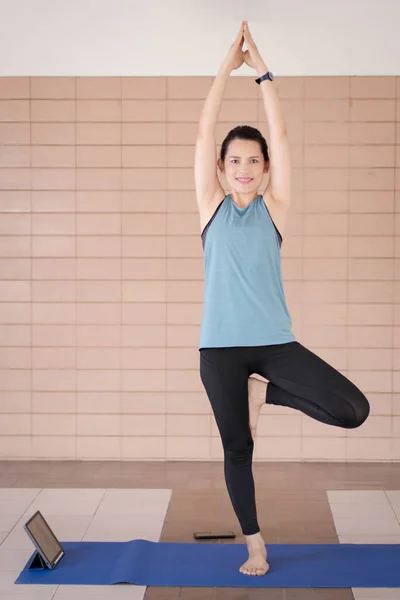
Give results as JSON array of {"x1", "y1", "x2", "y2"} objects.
[{"x1": 25, "y1": 511, "x2": 63, "y2": 565}]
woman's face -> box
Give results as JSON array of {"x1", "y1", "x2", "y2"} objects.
[{"x1": 218, "y1": 138, "x2": 269, "y2": 192}]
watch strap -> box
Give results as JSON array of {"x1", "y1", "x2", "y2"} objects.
[{"x1": 255, "y1": 72, "x2": 273, "y2": 84}]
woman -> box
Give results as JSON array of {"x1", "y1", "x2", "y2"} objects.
[{"x1": 195, "y1": 21, "x2": 370, "y2": 576}]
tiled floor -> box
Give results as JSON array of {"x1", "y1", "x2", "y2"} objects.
[{"x1": 1, "y1": 461, "x2": 400, "y2": 599}]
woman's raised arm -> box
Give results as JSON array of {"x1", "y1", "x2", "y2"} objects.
[
  {"x1": 195, "y1": 23, "x2": 245, "y2": 206},
  {"x1": 198, "y1": 22, "x2": 245, "y2": 134}
]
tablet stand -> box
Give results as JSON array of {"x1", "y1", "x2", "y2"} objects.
[{"x1": 28, "y1": 551, "x2": 50, "y2": 570}]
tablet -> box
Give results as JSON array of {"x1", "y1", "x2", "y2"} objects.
[{"x1": 24, "y1": 510, "x2": 64, "y2": 569}]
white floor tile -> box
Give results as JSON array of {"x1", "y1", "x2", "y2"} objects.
[
  {"x1": 0, "y1": 515, "x2": 24, "y2": 534},
  {"x1": 326, "y1": 490, "x2": 388, "y2": 504},
  {"x1": 0, "y1": 498, "x2": 41, "y2": 517},
  {"x1": 26, "y1": 489, "x2": 106, "y2": 516},
  {"x1": 0, "y1": 528, "x2": 37, "y2": 552},
  {"x1": 96, "y1": 489, "x2": 171, "y2": 516},
  {"x1": 0, "y1": 550, "x2": 32, "y2": 571},
  {"x1": 0, "y1": 592, "x2": 58, "y2": 599},
  {"x1": 89, "y1": 513, "x2": 166, "y2": 530},
  {"x1": 329, "y1": 502, "x2": 397, "y2": 520},
  {"x1": 386, "y1": 491, "x2": 400, "y2": 522},
  {"x1": 352, "y1": 590, "x2": 400, "y2": 599},
  {"x1": 0, "y1": 490, "x2": 40, "y2": 502},
  {"x1": 333, "y1": 516, "x2": 400, "y2": 535},
  {"x1": 0, "y1": 569, "x2": 57, "y2": 597},
  {"x1": 339, "y1": 534, "x2": 400, "y2": 543},
  {"x1": 54, "y1": 585, "x2": 146, "y2": 599}
]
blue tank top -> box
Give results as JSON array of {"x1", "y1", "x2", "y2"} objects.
[{"x1": 198, "y1": 194, "x2": 296, "y2": 349}]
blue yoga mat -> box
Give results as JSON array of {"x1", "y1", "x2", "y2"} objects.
[{"x1": 15, "y1": 540, "x2": 400, "y2": 588}]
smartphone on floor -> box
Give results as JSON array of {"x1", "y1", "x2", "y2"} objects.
[{"x1": 193, "y1": 531, "x2": 236, "y2": 539}]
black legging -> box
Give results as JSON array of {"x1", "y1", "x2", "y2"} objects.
[{"x1": 199, "y1": 341, "x2": 370, "y2": 536}]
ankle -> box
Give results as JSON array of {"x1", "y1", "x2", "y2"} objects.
[
  {"x1": 245, "y1": 534, "x2": 266, "y2": 558},
  {"x1": 244, "y1": 531, "x2": 264, "y2": 546}
]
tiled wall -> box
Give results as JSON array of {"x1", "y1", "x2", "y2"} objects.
[{"x1": 0, "y1": 76, "x2": 399, "y2": 461}]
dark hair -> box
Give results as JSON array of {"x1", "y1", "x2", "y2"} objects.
[{"x1": 220, "y1": 125, "x2": 269, "y2": 164}]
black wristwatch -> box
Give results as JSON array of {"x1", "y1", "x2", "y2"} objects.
[{"x1": 255, "y1": 71, "x2": 274, "y2": 84}]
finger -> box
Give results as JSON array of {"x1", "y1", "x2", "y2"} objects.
[
  {"x1": 235, "y1": 36, "x2": 244, "y2": 50},
  {"x1": 235, "y1": 22, "x2": 244, "y2": 43},
  {"x1": 244, "y1": 21, "x2": 253, "y2": 41}
]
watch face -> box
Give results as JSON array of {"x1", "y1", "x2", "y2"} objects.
[{"x1": 269, "y1": 72, "x2": 274, "y2": 80}]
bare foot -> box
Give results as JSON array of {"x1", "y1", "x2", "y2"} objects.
[
  {"x1": 248, "y1": 376, "x2": 268, "y2": 440},
  {"x1": 240, "y1": 531, "x2": 269, "y2": 576}
]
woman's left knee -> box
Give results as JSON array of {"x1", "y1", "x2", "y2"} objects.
[{"x1": 345, "y1": 393, "x2": 370, "y2": 429}]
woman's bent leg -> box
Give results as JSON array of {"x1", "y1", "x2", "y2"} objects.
[{"x1": 256, "y1": 341, "x2": 370, "y2": 429}]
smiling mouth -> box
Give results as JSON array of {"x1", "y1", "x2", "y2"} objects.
[{"x1": 236, "y1": 178, "x2": 253, "y2": 184}]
